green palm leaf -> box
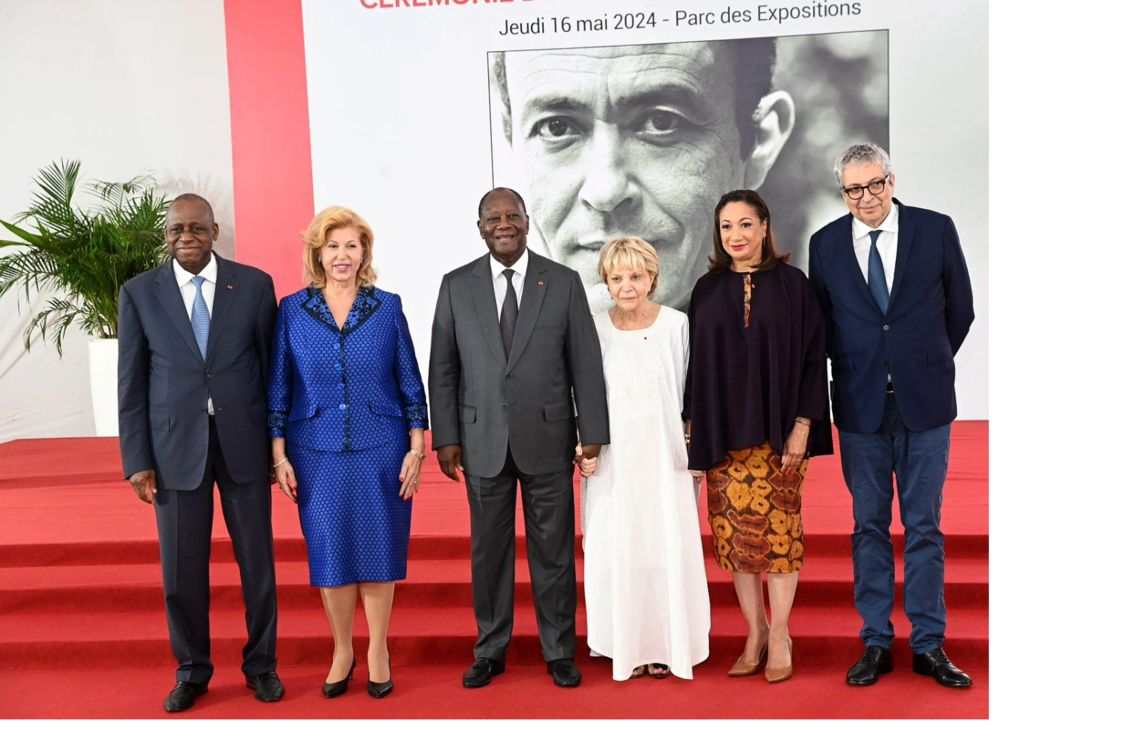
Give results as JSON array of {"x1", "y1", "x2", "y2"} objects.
[{"x1": 0, "y1": 159, "x2": 171, "y2": 354}]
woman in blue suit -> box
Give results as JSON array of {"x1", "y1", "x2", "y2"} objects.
[{"x1": 268, "y1": 206, "x2": 428, "y2": 699}]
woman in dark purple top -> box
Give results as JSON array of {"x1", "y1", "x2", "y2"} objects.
[{"x1": 683, "y1": 190, "x2": 832, "y2": 683}]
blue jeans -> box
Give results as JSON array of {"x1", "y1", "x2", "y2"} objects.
[{"x1": 838, "y1": 394, "x2": 951, "y2": 654}]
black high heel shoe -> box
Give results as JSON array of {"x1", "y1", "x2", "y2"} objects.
[
  {"x1": 323, "y1": 657, "x2": 356, "y2": 699},
  {"x1": 368, "y1": 659, "x2": 393, "y2": 699}
]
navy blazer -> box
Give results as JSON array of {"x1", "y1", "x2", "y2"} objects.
[
  {"x1": 118, "y1": 255, "x2": 277, "y2": 490},
  {"x1": 808, "y1": 199, "x2": 974, "y2": 434},
  {"x1": 267, "y1": 286, "x2": 428, "y2": 452}
]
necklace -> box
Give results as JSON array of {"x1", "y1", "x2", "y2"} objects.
[{"x1": 743, "y1": 273, "x2": 753, "y2": 328}]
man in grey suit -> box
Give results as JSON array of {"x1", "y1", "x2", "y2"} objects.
[
  {"x1": 429, "y1": 187, "x2": 609, "y2": 688},
  {"x1": 118, "y1": 194, "x2": 284, "y2": 712}
]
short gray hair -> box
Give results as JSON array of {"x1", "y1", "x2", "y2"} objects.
[{"x1": 834, "y1": 143, "x2": 892, "y2": 189}]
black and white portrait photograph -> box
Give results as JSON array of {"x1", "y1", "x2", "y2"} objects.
[{"x1": 488, "y1": 31, "x2": 889, "y2": 311}]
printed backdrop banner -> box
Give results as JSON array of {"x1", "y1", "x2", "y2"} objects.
[{"x1": 231, "y1": 0, "x2": 988, "y2": 418}]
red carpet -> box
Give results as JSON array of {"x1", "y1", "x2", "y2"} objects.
[{"x1": 0, "y1": 426, "x2": 988, "y2": 719}]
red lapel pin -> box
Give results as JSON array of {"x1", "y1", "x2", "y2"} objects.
[
  {"x1": 538, "y1": 281, "x2": 544, "y2": 286},
  {"x1": 227, "y1": 285, "x2": 233, "y2": 290}
]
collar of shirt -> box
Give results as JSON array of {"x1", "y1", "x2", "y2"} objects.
[
  {"x1": 851, "y1": 199, "x2": 900, "y2": 242},
  {"x1": 489, "y1": 248, "x2": 528, "y2": 282},
  {"x1": 171, "y1": 252, "x2": 218, "y2": 288}
]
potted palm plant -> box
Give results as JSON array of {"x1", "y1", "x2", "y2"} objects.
[{"x1": 0, "y1": 160, "x2": 170, "y2": 436}]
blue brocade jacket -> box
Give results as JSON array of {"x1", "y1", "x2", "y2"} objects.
[{"x1": 267, "y1": 286, "x2": 428, "y2": 451}]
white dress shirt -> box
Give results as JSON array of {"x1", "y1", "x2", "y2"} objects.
[
  {"x1": 490, "y1": 248, "x2": 528, "y2": 317},
  {"x1": 171, "y1": 253, "x2": 217, "y2": 413},
  {"x1": 851, "y1": 201, "x2": 900, "y2": 293}
]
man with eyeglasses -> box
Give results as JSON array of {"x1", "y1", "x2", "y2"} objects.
[{"x1": 807, "y1": 143, "x2": 975, "y2": 689}]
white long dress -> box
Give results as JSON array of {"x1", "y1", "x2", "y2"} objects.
[{"x1": 582, "y1": 306, "x2": 711, "y2": 680}]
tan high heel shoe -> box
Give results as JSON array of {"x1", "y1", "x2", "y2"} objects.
[
  {"x1": 765, "y1": 639, "x2": 794, "y2": 683},
  {"x1": 728, "y1": 644, "x2": 768, "y2": 677}
]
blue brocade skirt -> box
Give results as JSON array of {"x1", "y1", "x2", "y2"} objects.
[{"x1": 290, "y1": 442, "x2": 412, "y2": 587}]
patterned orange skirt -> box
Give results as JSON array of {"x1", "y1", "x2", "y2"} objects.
[{"x1": 706, "y1": 443, "x2": 807, "y2": 574}]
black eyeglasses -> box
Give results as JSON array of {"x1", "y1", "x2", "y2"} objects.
[{"x1": 841, "y1": 177, "x2": 890, "y2": 200}]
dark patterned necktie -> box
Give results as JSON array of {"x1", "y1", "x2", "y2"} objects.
[
  {"x1": 867, "y1": 229, "x2": 889, "y2": 315},
  {"x1": 500, "y1": 268, "x2": 518, "y2": 357}
]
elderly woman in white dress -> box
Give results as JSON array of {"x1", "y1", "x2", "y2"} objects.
[{"x1": 578, "y1": 237, "x2": 711, "y2": 681}]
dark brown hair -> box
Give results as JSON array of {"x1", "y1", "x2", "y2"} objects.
[{"x1": 707, "y1": 190, "x2": 790, "y2": 274}]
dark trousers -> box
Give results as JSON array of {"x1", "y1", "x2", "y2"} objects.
[
  {"x1": 465, "y1": 448, "x2": 577, "y2": 663},
  {"x1": 838, "y1": 394, "x2": 951, "y2": 654},
  {"x1": 154, "y1": 418, "x2": 278, "y2": 684}
]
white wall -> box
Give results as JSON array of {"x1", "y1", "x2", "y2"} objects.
[
  {"x1": 0, "y1": 0, "x2": 990, "y2": 443},
  {"x1": 0, "y1": 0, "x2": 235, "y2": 443}
]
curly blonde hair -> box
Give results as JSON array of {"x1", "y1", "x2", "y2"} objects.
[{"x1": 301, "y1": 206, "x2": 377, "y2": 288}]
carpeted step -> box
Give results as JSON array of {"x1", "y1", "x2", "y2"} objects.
[
  {"x1": 0, "y1": 530, "x2": 989, "y2": 568},
  {"x1": 0, "y1": 663, "x2": 990, "y2": 720},
  {"x1": 0, "y1": 555, "x2": 989, "y2": 614},
  {"x1": 0, "y1": 602, "x2": 989, "y2": 672}
]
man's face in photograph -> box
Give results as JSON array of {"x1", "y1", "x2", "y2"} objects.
[{"x1": 499, "y1": 42, "x2": 792, "y2": 311}]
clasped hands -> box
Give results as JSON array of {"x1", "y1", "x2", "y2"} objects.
[{"x1": 574, "y1": 443, "x2": 601, "y2": 477}]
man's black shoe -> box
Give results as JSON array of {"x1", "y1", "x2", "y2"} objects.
[
  {"x1": 913, "y1": 647, "x2": 973, "y2": 688},
  {"x1": 547, "y1": 658, "x2": 582, "y2": 688},
  {"x1": 246, "y1": 671, "x2": 285, "y2": 702},
  {"x1": 463, "y1": 657, "x2": 505, "y2": 688},
  {"x1": 846, "y1": 646, "x2": 893, "y2": 686},
  {"x1": 164, "y1": 681, "x2": 208, "y2": 712}
]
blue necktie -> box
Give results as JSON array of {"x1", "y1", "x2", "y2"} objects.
[
  {"x1": 190, "y1": 275, "x2": 210, "y2": 360},
  {"x1": 867, "y1": 229, "x2": 889, "y2": 315}
]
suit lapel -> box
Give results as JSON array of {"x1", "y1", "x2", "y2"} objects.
[
  {"x1": 505, "y1": 255, "x2": 547, "y2": 374},
  {"x1": 887, "y1": 199, "x2": 913, "y2": 314},
  {"x1": 206, "y1": 255, "x2": 236, "y2": 360},
  {"x1": 836, "y1": 214, "x2": 882, "y2": 315},
  {"x1": 154, "y1": 261, "x2": 205, "y2": 365},
  {"x1": 471, "y1": 256, "x2": 507, "y2": 369}
]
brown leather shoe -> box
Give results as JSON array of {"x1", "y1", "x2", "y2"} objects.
[
  {"x1": 765, "y1": 640, "x2": 794, "y2": 683},
  {"x1": 728, "y1": 645, "x2": 767, "y2": 677}
]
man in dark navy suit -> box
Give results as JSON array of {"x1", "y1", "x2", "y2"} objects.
[
  {"x1": 808, "y1": 144, "x2": 975, "y2": 689},
  {"x1": 118, "y1": 194, "x2": 284, "y2": 711}
]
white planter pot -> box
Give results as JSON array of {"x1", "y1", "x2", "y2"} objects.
[{"x1": 88, "y1": 338, "x2": 119, "y2": 437}]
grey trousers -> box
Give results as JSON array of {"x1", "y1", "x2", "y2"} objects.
[{"x1": 464, "y1": 449, "x2": 577, "y2": 662}]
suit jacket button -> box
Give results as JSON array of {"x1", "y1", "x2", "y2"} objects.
[
  {"x1": 879, "y1": 360, "x2": 887, "y2": 366},
  {"x1": 883, "y1": 324, "x2": 890, "y2": 331},
  {"x1": 207, "y1": 373, "x2": 216, "y2": 379},
  {"x1": 501, "y1": 403, "x2": 507, "y2": 409}
]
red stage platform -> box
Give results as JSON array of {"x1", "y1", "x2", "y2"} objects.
[{"x1": 0, "y1": 426, "x2": 988, "y2": 719}]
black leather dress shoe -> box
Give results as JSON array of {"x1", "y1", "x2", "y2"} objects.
[
  {"x1": 164, "y1": 681, "x2": 208, "y2": 712},
  {"x1": 246, "y1": 671, "x2": 285, "y2": 702},
  {"x1": 846, "y1": 646, "x2": 893, "y2": 686},
  {"x1": 547, "y1": 658, "x2": 582, "y2": 688},
  {"x1": 463, "y1": 657, "x2": 505, "y2": 688},
  {"x1": 913, "y1": 647, "x2": 973, "y2": 688}
]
